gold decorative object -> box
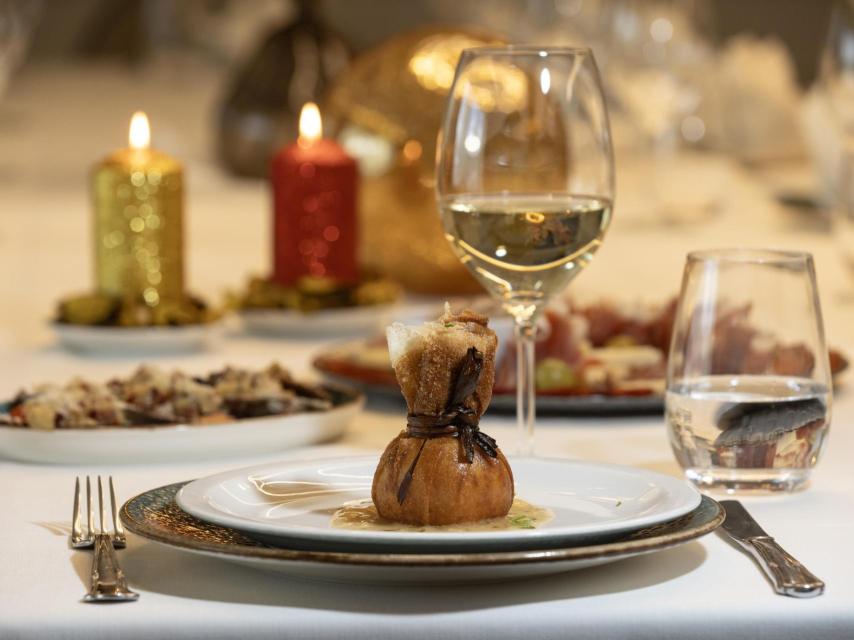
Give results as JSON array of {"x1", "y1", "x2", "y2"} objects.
[
  {"x1": 57, "y1": 111, "x2": 211, "y2": 328},
  {"x1": 325, "y1": 27, "x2": 507, "y2": 295},
  {"x1": 92, "y1": 111, "x2": 183, "y2": 308}
]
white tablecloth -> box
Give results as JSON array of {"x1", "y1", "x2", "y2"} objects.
[{"x1": 1, "y1": 65, "x2": 853, "y2": 639}]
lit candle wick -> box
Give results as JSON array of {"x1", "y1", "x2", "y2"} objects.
[
  {"x1": 298, "y1": 102, "x2": 322, "y2": 148},
  {"x1": 129, "y1": 111, "x2": 151, "y2": 150}
]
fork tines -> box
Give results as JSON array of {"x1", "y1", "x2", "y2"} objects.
[{"x1": 71, "y1": 475, "x2": 126, "y2": 549}]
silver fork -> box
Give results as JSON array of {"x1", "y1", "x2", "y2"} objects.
[{"x1": 72, "y1": 476, "x2": 138, "y2": 603}]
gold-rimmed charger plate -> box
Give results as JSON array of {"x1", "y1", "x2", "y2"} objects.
[{"x1": 121, "y1": 483, "x2": 723, "y2": 585}]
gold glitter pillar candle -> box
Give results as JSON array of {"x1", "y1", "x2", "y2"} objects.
[{"x1": 92, "y1": 111, "x2": 184, "y2": 307}]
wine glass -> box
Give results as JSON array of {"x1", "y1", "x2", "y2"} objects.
[
  {"x1": 0, "y1": 1, "x2": 41, "y2": 99},
  {"x1": 817, "y1": 1, "x2": 854, "y2": 286},
  {"x1": 666, "y1": 249, "x2": 832, "y2": 492},
  {"x1": 603, "y1": 0, "x2": 720, "y2": 227},
  {"x1": 820, "y1": 0, "x2": 854, "y2": 147},
  {"x1": 437, "y1": 47, "x2": 615, "y2": 454}
]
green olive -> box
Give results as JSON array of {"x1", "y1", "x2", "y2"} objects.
[
  {"x1": 58, "y1": 293, "x2": 118, "y2": 325},
  {"x1": 535, "y1": 358, "x2": 579, "y2": 391}
]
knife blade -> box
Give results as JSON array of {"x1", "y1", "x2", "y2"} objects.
[{"x1": 720, "y1": 500, "x2": 825, "y2": 598}]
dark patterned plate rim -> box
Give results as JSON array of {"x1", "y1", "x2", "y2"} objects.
[{"x1": 121, "y1": 482, "x2": 723, "y2": 567}]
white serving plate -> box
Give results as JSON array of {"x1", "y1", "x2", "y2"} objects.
[
  {"x1": 241, "y1": 304, "x2": 398, "y2": 338},
  {"x1": 177, "y1": 456, "x2": 701, "y2": 552},
  {"x1": 0, "y1": 392, "x2": 363, "y2": 465},
  {"x1": 53, "y1": 322, "x2": 223, "y2": 355}
]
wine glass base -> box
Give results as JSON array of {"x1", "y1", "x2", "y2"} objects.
[{"x1": 684, "y1": 467, "x2": 812, "y2": 494}]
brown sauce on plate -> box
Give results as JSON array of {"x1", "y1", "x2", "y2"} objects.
[{"x1": 331, "y1": 498, "x2": 554, "y2": 532}]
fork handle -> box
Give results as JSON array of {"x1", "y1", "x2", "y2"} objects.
[
  {"x1": 739, "y1": 536, "x2": 825, "y2": 598},
  {"x1": 83, "y1": 534, "x2": 139, "y2": 602}
]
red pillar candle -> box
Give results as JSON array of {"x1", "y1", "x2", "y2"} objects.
[{"x1": 271, "y1": 102, "x2": 359, "y2": 286}]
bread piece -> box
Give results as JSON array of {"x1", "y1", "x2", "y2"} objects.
[{"x1": 386, "y1": 305, "x2": 497, "y2": 416}]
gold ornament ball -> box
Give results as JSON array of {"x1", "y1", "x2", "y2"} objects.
[{"x1": 325, "y1": 27, "x2": 506, "y2": 295}]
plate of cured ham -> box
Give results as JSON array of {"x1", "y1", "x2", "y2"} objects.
[{"x1": 312, "y1": 296, "x2": 848, "y2": 416}]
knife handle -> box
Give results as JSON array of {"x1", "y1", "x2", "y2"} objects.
[{"x1": 740, "y1": 536, "x2": 825, "y2": 598}]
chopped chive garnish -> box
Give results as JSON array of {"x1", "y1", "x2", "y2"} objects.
[{"x1": 508, "y1": 514, "x2": 535, "y2": 529}]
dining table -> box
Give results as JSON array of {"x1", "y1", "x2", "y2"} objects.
[{"x1": 1, "y1": 64, "x2": 853, "y2": 640}]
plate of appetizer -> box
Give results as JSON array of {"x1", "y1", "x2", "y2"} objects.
[
  {"x1": 0, "y1": 363, "x2": 362, "y2": 464},
  {"x1": 123, "y1": 482, "x2": 723, "y2": 584},
  {"x1": 54, "y1": 292, "x2": 222, "y2": 355},
  {"x1": 177, "y1": 456, "x2": 702, "y2": 553},
  {"x1": 179, "y1": 309, "x2": 701, "y2": 554},
  {"x1": 238, "y1": 274, "x2": 401, "y2": 337},
  {"x1": 313, "y1": 296, "x2": 849, "y2": 415}
]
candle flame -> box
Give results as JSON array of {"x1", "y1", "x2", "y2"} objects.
[
  {"x1": 298, "y1": 102, "x2": 322, "y2": 147},
  {"x1": 129, "y1": 111, "x2": 150, "y2": 150}
]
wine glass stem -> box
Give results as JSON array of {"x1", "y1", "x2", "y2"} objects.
[{"x1": 514, "y1": 318, "x2": 536, "y2": 456}]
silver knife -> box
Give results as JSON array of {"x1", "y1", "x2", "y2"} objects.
[{"x1": 719, "y1": 500, "x2": 825, "y2": 598}]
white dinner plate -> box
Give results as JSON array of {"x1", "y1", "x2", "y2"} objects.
[
  {"x1": 0, "y1": 389, "x2": 363, "y2": 465},
  {"x1": 177, "y1": 456, "x2": 701, "y2": 552},
  {"x1": 241, "y1": 304, "x2": 398, "y2": 338},
  {"x1": 53, "y1": 322, "x2": 223, "y2": 355}
]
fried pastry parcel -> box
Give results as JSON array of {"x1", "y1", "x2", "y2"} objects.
[{"x1": 371, "y1": 307, "x2": 514, "y2": 525}]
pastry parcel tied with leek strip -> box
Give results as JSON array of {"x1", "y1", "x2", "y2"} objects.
[{"x1": 371, "y1": 307, "x2": 514, "y2": 525}]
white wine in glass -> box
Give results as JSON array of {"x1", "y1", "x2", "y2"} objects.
[
  {"x1": 440, "y1": 193, "x2": 612, "y2": 307},
  {"x1": 437, "y1": 48, "x2": 615, "y2": 454}
]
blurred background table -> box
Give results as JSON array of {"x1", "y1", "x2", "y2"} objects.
[
  {"x1": 0, "y1": 61, "x2": 853, "y2": 640},
  {"x1": 2, "y1": 1, "x2": 854, "y2": 637}
]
